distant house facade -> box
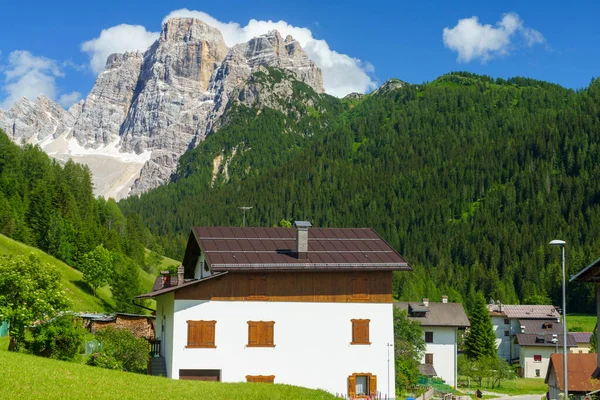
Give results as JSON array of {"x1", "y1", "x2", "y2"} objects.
[
  {"x1": 570, "y1": 332, "x2": 593, "y2": 354},
  {"x1": 395, "y1": 297, "x2": 470, "y2": 388},
  {"x1": 137, "y1": 223, "x2": 411, "y2": 398},
  {"x1": 516, "y1": 329, "x2": 576, "y2": 378},
  {"x1": 546, "y1": 353, "x2": 600, "y2": 400},
  {"x1": 487, "y1": 303, "x2": 561, "y2": 363}
]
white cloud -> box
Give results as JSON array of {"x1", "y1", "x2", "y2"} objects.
[
  {"x1": 443, "y1": 13, "x2": 545, "y2": 63},
  {"x1": 81, "y1": 24, "x2": 159, "y2": 74},
  {"x1": 163, "y1": 9, "x2": 377, "y2": 96},
  {"x1": 58, "y1": 91, "x2": 82, "y2": 108},
  {"x1": 1, "y1": 50, "x2": 62, "y2": 109}
]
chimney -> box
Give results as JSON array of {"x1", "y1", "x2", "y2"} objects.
[
  {"x1": 177, "y1": 265, "x2": 185, "y2": 286},
  {"x1": 442, "y1": 295, "x2": 448, "y2": 304},
  {"x1": 293, "y1": 221, "x2": 312, "y2": 259},
  {"x1": 423, "y1": 298, "x2": 429, "y2": 307},
  {"x1": 160, "y1": 271, "x2": 171, "y2": 288}
]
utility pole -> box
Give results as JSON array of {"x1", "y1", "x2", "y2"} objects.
[{"x1": 238, "y1": 206, "x2": 253, "y2": 227}]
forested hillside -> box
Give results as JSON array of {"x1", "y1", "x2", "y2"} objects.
[
  {"x1": 120, "y1": 71, "x2": 600, "y2": 312},
  {"x1": 0, "y1": 132, "x2": 153, "y2": 312}
]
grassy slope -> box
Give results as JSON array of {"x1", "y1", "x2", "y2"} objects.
[
  {"x1": 0, "y1": 233, "x2": 114, "y2": 312},
  {"x1": 0, "y1": 338, "x2": 335, "y2": 400},
  {"x1": 567, "y1": 314, "x2": 596, "y2": 332}
]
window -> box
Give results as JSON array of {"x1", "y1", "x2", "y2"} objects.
[
  {"x1": 535, "y1": 369, "x2": 540, "y2": 377},
  {"x1": 425, "y1": 353, "x2": 433, "y2": 365},
  {"x1": 246, "y1": 276, "x2": 267, "y2": 300},
  {"x1": 246, "y1": 375, "x2": 274, "y2": 383},
  {"x1": 504, "y1": 318, "x2": 510, "y2": 325},
  {"x1": 504, "y1": 330, "x2": 510, "y2": 337},
  {"x1": 542, "y1": 322, "x2": 553, "y2": 330},
  {"x1": 349, "y1": 277, "x2": 369, "y2": 301},
  {"x1": 348, "y1": 373, "x2": 377, "y2": 398},
  {"x1": 533, "y1": 354, "x2": 542, "y2": 362},
  {"x1": 186, "y1": 320, "x2": 216, "y2": 348},
  {"x1": 425, "y1": 331, "x2": 434, "y2": 343},
  {"x1": 351, "y1": 319, "x2": 370, "y2": 345},
  {"x1": 247, "y1": 321, "x2": 274, "y2": 347}
]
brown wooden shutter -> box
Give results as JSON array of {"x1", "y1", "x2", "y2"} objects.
[
  {"x1": 348, "y1": 375, "x2": 356, "y2": 397},
  {"x1": 264, "y1": 321, "x2": 274, "y2": 346},
  {"x1": 425, "y1": 353, "x2": 433, "y2": 365},
  {"x1": 203, "y1": 321, "x2": 216, "y2": 347},
  {"x1": 351, "y1": 319, "x2": 370, "y2": 344},
  {"x1": 248, "y1": 322, "x2": 258, "y2": 346},
  {"x1": 187, "y1": 321, "x2": 200, "y2": 347},
  {"x1": 369, "y1": 375, "x2": 377, "y2": 396},
  {"x1": 258, "y1": 277, "x2": 267, "y2": 297}
]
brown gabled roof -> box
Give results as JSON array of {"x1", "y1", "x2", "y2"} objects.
[
  {"x1": 490, "y1": 304, "x2": 560, "y2": 320},
  {"x1": 516, "y1": 333, "x2": 577, "y2": 347},
  {"x1": 518, "y1": 319, "x2": 563, "y2": 335},
  {"x1": 545, "y1": 353, "x2": 600, "y2": 392},
  {"x1": 572, "y1": 332, "x2": 593, "y2": 344},
  {"x1": 186, "y1": 226, "x2": 411, "y2": 273},
  {"x1": 135, "y1": 272, "x2": 228, "y2": 299},
  {"x1": 394, "y1": 302, "x2": 471, "y2": 328}
]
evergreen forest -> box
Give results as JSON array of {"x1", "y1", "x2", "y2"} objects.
[{"x1": 119, "y1": 71, "x2": 600, "y2": 313}]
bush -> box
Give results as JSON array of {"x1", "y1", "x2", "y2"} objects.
[
  {"x1": 94, "y1": 327, "x2": 148, "y2": 373},
  {"x1": 28, "y1": 314, "x2": 84, "y2": 361},
  {"x1": 87, "y1": 352, "x2": 123, "y2": 370}
]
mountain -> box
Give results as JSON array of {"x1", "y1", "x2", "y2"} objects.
[
  {"x1": 119, "y1": 71, "x2": 600, "y2": 314},
  {"x1": 0, "y1": 17, "x2": 324, "y2": 200}
]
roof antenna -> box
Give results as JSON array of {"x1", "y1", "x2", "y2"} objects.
[{"x1": 238, "y1": 206, "x2": 253, "y2": 227}]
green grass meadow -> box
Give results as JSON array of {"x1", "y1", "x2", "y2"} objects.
[
  {"x1": 0, "y1": 337, "x2": 335, "y2": 400},
  {"x1": 567, "y1": 314, "x2": 596, "y2": 332}
]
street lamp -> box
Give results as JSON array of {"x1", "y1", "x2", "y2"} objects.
[
  {"x1": 238, "y1": 206, "x2": 253, "y2": 227},
  {"x1": 549, "y1": 239, "x2": 567, "y2": 400}
]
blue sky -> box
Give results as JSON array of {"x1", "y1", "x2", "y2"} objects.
[{"x1": 1, "y1": 0, "x2": 598, "y2": 109}]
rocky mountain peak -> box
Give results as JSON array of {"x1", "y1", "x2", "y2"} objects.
[
  {"x1": 105, "y1": 51, "x2": 143, "y2": 70},
  {"x1": 160, "y1": 17, "x2": 226, "y2": 45}
]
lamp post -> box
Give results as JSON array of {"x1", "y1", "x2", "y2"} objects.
[
  {"x1": 238, "y1": 206, "x2": 252, "y2": 227},
  {"x1": 549, "y1": 239, "x2": 567, "y2": 400}
]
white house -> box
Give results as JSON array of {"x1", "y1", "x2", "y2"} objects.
[
  {"x1": 487, "y1": 303, "x2": 561, "y2": 363},
  {"x1": 137, "y1": 222, "x2": 412, "y2": 398},
  {"x1": 570, "y1": 332, "x2": 593, "y2": 354},
  {"x1": 516, "y1": 330, "x2": 576, "y2": 378},
  {"x1": 394, "y1": 298, "x2": 470, "y2": 389}
]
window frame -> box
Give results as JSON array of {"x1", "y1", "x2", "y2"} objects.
[
  {"x1": 425, "y1": 353, "x2": 434, "y2": 365},
  {"x1": 246, "y1": 276, "x2": 268, "y2": 300},
  {"x1": 351, "y1": 319, "x2": 371, "y2": 345},
  {"x1": 247, "y1": 321, "x2": 275, "y2": 347},
  {"x1": 347, "y1": 372, "x2": 377, "y2": 398},
  {"x1": 533, "y1": 354, "x2": 542, "y2": 362},
  {"x1": 504, "y1": 318, "x2": 510, "y2": 325},
  {"x1": 186, "y1": 320, "x2": 217, "y2": 349},
  {"x1": 425, "y1": 331, "x2": 434, "y2": 343},
  {"x1": 349, "y1": 277, "x2": 370, "y2": 301}
]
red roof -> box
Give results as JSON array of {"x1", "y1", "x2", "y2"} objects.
[
  {"x1": 191, "y1": 226, "x2": 411, "y2": 272},
  {"x1": 546, "y1": 353, "x2": 600, "y2": 392}
]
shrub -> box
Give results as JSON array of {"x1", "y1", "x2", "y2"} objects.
[
  {"x1": 28, "y1": 314, "x2": 84, "y2": 361},
  {"x1": 94, "y1": 327, "x2": 148, "y2": 373},
  {"x1": 87, "y1": 352, "x2": 123, "y2": 370}
]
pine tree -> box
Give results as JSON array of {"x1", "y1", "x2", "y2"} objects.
[{"x1": 464, "y1": 292, "x2": 497, "y2": 359}]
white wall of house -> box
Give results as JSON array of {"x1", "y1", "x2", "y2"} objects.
[
  {"x1": 571, "y1": 344, "x2": 591, "y2": 354},
  {"x1": 421, "y1": 326, "x2": 458, "y2": 388},
  {"x1": 491, "y1": 316, "x2": 510, "y2": 360},
  {"x1": 162, "y1": 299, "x2": 395, "y2": 398},
  {"x1": 519, "y1": 345, "x2": 555, "y2": 378},
  {"x1": 156, "y1": 292, "x2": 175, "y2": 377}
]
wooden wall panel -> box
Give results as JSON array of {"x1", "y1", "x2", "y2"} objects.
[{"x1": 175, "y1": 271, "x2": 393, "y2": 303}]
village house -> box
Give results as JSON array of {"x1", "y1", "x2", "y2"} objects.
[
  {"x1": 136, "y1": 222, "x2": 411, "y2": 398},
  {"x1": 515, "y1": 329, "x2": 576, "y2": 378},
  {"x1": 394, "y1": 298, "x2": 470, "y2": 388},
  {"x1": 546, "y1": 353, "x2": 600, "y2": 400},
  {"x1": 570, "y1": 332, "x2": 593, "y2": 354},
  {"x1": 487, "y1": 303, "x2": 561, "y2": 363}
]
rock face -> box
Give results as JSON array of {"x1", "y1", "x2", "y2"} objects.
[
  {"x1": 0, "y1": 95, "x2": 76, "y2": 144},
  {"x1": 0, "y1": 17, "x2": 325, "y2": 199},
  {"x1": 72, "y1": 51, "x2": 144, "y2": 147}
]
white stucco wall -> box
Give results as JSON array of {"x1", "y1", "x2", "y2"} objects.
[
  {"x1": 520, "y1": 345, "x2": 555, "y2": 378},
  {"x1": 422, "y1": 326, "x2": 458, "y2": 388},
  {"x1": 164, "y1": 299, "x2": 395, "y2": 398},
  {"x1": 571, "y1": 344, "x2": 590, "y2": 354}
]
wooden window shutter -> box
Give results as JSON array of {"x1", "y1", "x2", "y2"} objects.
[
  {"x1": 187, "y1": 321, "x2": 199, "y2": 347},
  {"x1": 248, "y1": 322, "x2": 259, "y2": 346},
  {"x1": 187, "y1": 321, "x2": 216, "y2": 348},
  {"x1": 258, "y1": 277, "x2": 267, "y2": 297},
  {"x1": 351, "y1": 319, "x2": 370, "y2": 345},
  {"x1": 348, "y1": 375, "x2": 356, "y2": 397},
  {"x1": 425, "y1": 353, "x2": 433, "y2": 365},
  {"x1": 247, "y1": 276, "x2": 268, "y2": 300},
  {"x1": 369, "y1": 375, "x2": 377, "y2": 397},
  {"x1": 202, "y1": 321, "x2": 216, "y2": 347},
  {"x1": 350, "y1": 277, "x2": 370, "y2": 300},
  {"x1": 264, "y1": 321, "x2": 274, "y2": 346}
]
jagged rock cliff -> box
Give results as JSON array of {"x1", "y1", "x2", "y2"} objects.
[{"x1": 0, "y1": 17, "x2": 326, "y2": 199}]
